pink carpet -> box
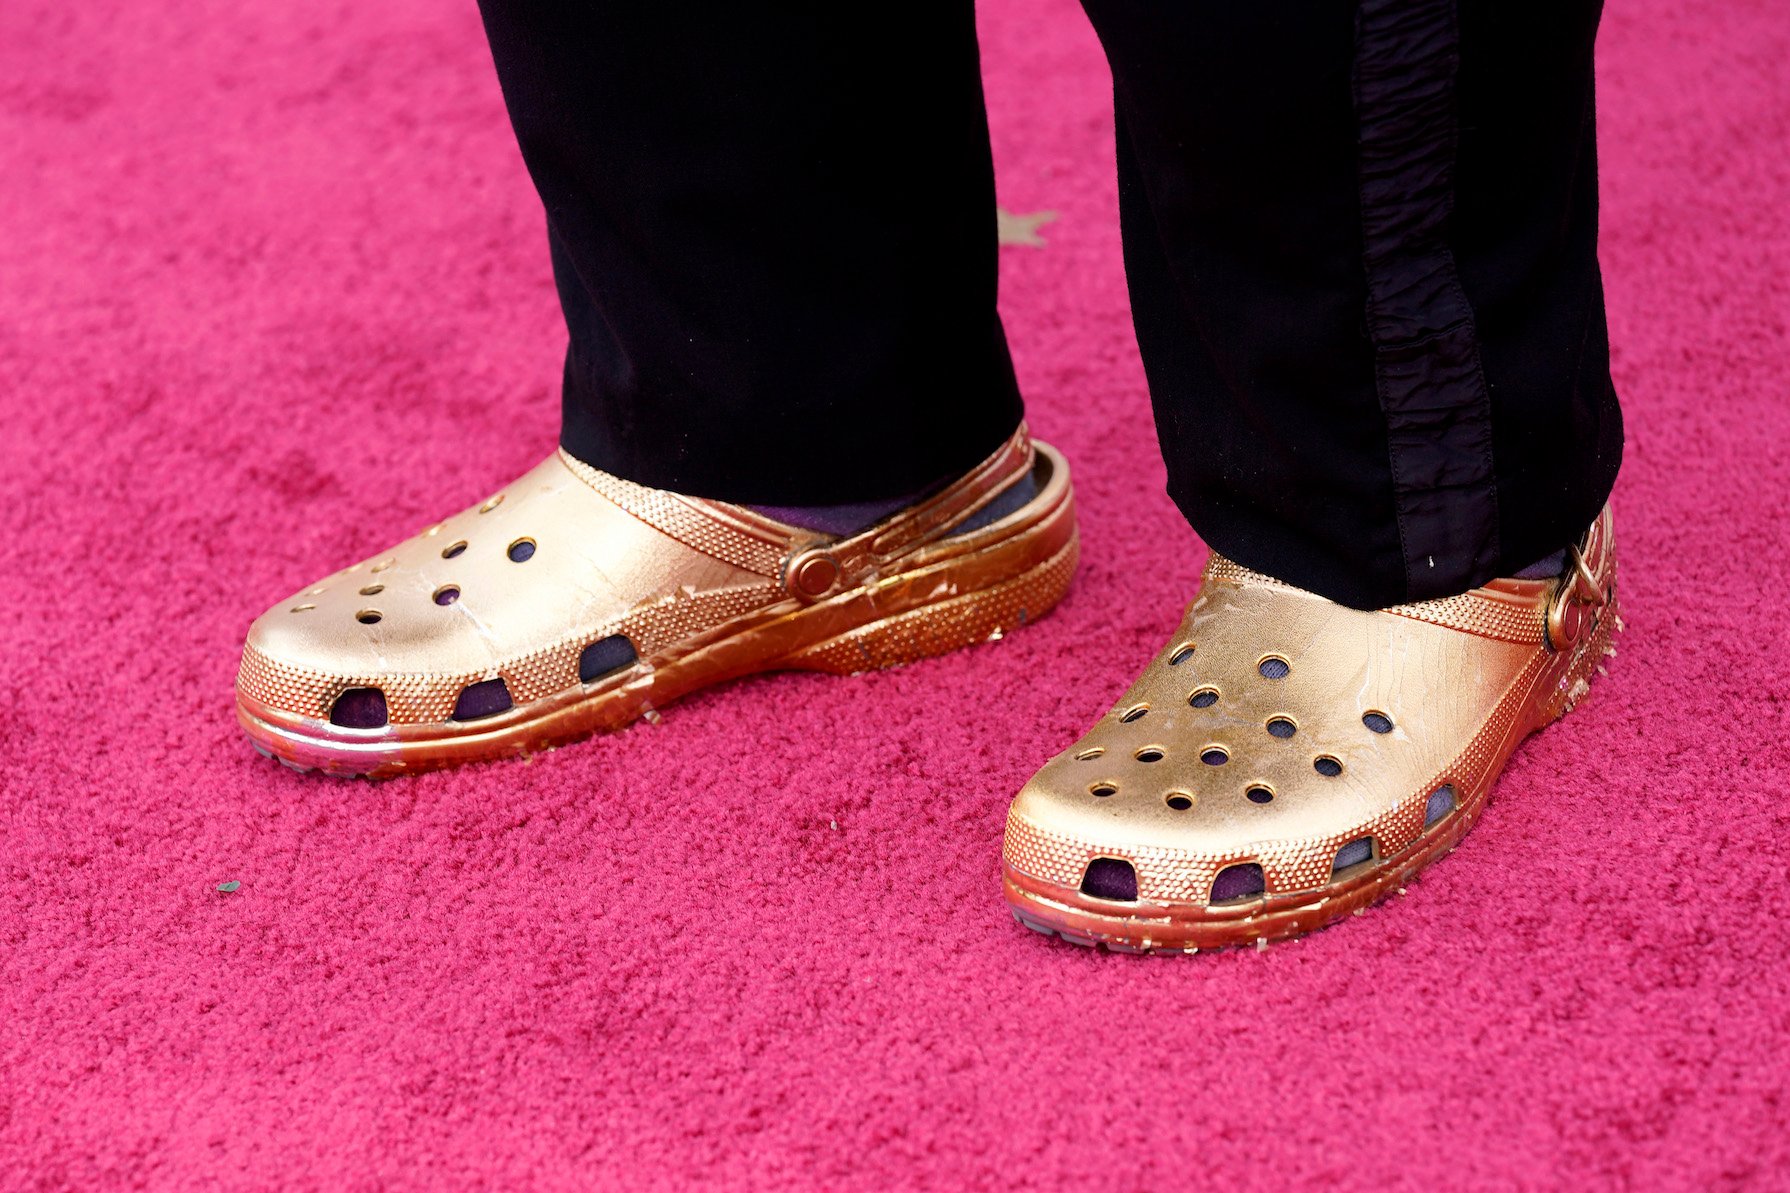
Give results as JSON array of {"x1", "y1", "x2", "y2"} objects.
[{"x1": 4, "y1": 0, "x2": 1788, "y2": 1186}]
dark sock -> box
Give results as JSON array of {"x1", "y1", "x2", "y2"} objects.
[
  {"x1": 1514, "y1": 549, "x2": 1568, "y2": 579},
  {"x1": 750, "y1": 469, "x2": 1038, "y2": 538}
]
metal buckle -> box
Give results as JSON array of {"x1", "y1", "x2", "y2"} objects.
[{"x1": 1545, "y1": 544, "x2": 1604, "y2": 652}]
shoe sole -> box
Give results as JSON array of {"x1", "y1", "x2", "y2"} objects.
[
  {"x1": 238, "y1": 445, "x2": 1079, "y2": 778},
  {"x1": 1002, "y1": 585, "x2": 1622, "y2": 954}
]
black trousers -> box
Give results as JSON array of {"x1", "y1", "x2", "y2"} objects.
[{"x1": 476, "y1": 1, "x2": 1622, "y2": 610}]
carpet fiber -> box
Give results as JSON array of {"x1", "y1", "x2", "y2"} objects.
[{"x1": 4, "y1": 0, "x2": 1788, "y2": 1187}]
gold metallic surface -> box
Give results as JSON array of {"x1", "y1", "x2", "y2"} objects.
[
  {"x1": 1004, "y1": 506, "x2": 1618, "y2": 952},
  {"x1": 237, "y1": 427, "x2": 1078, "y2": 776}
]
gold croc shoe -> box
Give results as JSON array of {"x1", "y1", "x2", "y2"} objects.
[
  {"x1": 1003, "y1": 507, "x2": 1619, "y2": 953},
  {"x1": 237, "y1": 426, "x2": 1077, "y2": 776}
]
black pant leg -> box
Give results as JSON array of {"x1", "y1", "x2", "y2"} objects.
[
  {"x1": 477, "y1": 3, "x2": 1023, "y2": 505},
  {"x1": 1083, "y1": 0, "x2": 1622, "y2": 609}
]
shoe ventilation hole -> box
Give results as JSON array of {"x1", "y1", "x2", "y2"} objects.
[
  {"x1": 1120, "y1": 705, "x2": 1149, "y2": 723},
  {"x1": 1258, "y1": 656, "x2": 1291, "y2": 680},
  {"x1": 1189, "y1": 688, "x2": 1219, "y2": 709},
  {"x1": 578, "y1": 634, "x2": 639, "y2": 683},
  {"x1": 507, "y1": 538, "x2": 536, "y2": 563},
  {"x1": 1424, "y1": 784, "x2": 1457, "y2": 827},
  {"x1": 1075, "y1": 747, "x2": 1106, "y2": 761},
  {"x1": 1169, "y1": 644, "x2": 1195, "y2": 666},
  {"x1": 359, "y1": 584, "x2": 383, "y2": 596},
  {"x1": 433, "y1": 585, "x2": 460, "y2": 606},
  {"x1": 424, "y1": 522, "x2": 446, "y2": 537},
  {"x1": 442, "y1": 541, "x2": 467, "y2": 560},
  {"x1": 1313, "y1": 755, "x2": 1343, "y2": 777},
  {"x1": 290, "y1": 603, "x2": 315, "y2": 613},
  {"x1": 1165, "y1": 792, "x2": 1194, "y2": 811},
  {"x1": 1089, "y1": 783, "x2": 1118, "y2": 799},
  {"x1": 1135, "y1": 747, "x2": 1164, "y2": 763},
  {"x1": 1246, "y1": 786, "x2": 1274, "y2": 804},
  {"x1": 1266, "y1": 717, "x2": 1296, "y2": 739},
  {"x1": 1332, "y1": 837, "x2": 1374, "y2": 872},
  {"x1": 451, "y1": 677, "x2": 513, "y2": 721},
  {"x1": 370, "y1": 558, "x2": 395, "y2": 574},
  {"x1": 479, "y1": 494, "x2": 504, "y2": 513},
  {"x1": 307, "y1": 587, "x2": 327, "y2": 596},
  {"x1": 1363, "y1": 711, "x2": 1394, "y2": 734},
  {"x1": 1080, "y1": 858, "x2": 1138, "y2": 902},
  {"x1": 329, "y1": 687, "x2": 388, "y2": 729},
  {"x1": 356, "y1": 609, "x2": 383, "y2": 625},
  {"x1": 1211, "y1": 863, "x2": 1265, "y2": 904},
  {"x1": 1200, "y1": 747, "x2": 1229, "y2": 766}
]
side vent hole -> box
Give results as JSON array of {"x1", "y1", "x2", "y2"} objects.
[
  {"x1": 1363, "y1": 711, "x2": 1394, "y2": 734},
  {"x1": 1211, "y1": 863, "x2": 1266, "y2": 904},
  {"x1": 1332, "y1": 837, "x2": 1374, "y2": 873},
  {"x1": 451, "y1": 678, "x2": 513, "y2": 722},
  {"x1": 329, "y1": 687, "x2": 388, "y2": 729},
  {"x1": 1089, "y1": 783, "x2": 1118, "y2": 799},
  {"x1": 1258, "y1": 656, "x2": 1291, "y2": 680},
  {"x1": 359, "y1": 584, "x2": 384, "y2": 596},
  {"x1": 578, "y1": 635, "x2": 638, "y2": 683},
  {"x1": 1266, "y1": 717, "x2": 1297, "y2": 739},
  {"x1": 1169, "y1": 644, "x2": 1195, "y2": 666},
  {"x1": 507, "y1": 538, "x2": 536, "y2": 563},
  {"x1": 1313, "y1": 756, "x2": 1343, "y2": 777},
  {"x1": 433, "y1": 585, "x2": 461, "y2": 606},
  {"x1": 1424, "y1": 784, "x2": 1457, "y2": 827},
  {"x1": 1200, "y1": 747, "x2": 1229, "y2": 766},
  {"x1": 1134, "y1": 747, "x2": 1164, "y2": 763},
  {"x1": 1165, "y1": 792, "x2": 1194, "y2": 811},
  {"x1": 1075, "y1": 747, "x2": 1106, "y2": 762},
  {"x1": 1245, "y1": 786, "x2": 1274, "y2": 805},
  {"x1": 355, "y1": 609, "x2": 383, "y2": 625},
  {"x1": 1119, "y1": 705, "x2": 1149, "y2": 723},
  {"x1": 442, "y1": 541, "x2": 468, "y2": 560},
  {"x1": 1080, "y1": 858, "x2": 1138, "y2": 902},
  {"x1": 1189, "y1": 688, "x2": 1219, "y2": 709}
]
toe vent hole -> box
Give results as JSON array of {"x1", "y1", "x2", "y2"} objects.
[
  {"x1": 1266, "y1": 717, "x2": 1297, "y2": 739},
  {"x1": 433, "y1": 585, "x2": 461, "y2": 606},
  {"x1": 1211, "y1": 863, "x2": 1266, "y2": 904},
  {"x1": 1165, "y1": 792, "x2": 1194, "y2": 811},
  {"x1": 507, "y1": 538, "x2": 536, "y2": 563},
  {"x1": 1363, "y1": 711, "x2": 1394, "y2": 734},
  {"x1": 578, "y1": 634, "x2": 639, "y2": 683},
  {"x1": 442, "y1": 541, "x2": 468, "y2": 560},
  {"x1": 451, "y1": 677, "x2": 513, "y2": 721},
  {"x1": 1424, "y1": 784, "x2": 1457, "y2": 827},
  {"x1": 329, "y1": 687, "x2": 388, "y2": 729},
  {"x1": 1245, "y1": 785, "x2": 1274, "y2": 805},
  {"x1": 1080, "y1": 858, "x2": 1138, "y2": 902},
  {"x1": 1134, "y1": 747, "x2": 1164, "y2": 763},
  {"x1": 1089, "y1": 783, "x2": 1118, "y2": 799},
  {"x1": 1075, "y1": 747, "x2": 1106, "y2": 762},
  {"x1": 1200, "y1": 747, "x2": 1229, "y2": 766},
  {"x1": 1332, "y1": 836, "x2": 1375, "y2": 873},
  {"x1": 1189, "y1": 688, "x2": 1219, "y2": 709},
  {"x1": 1313, "y1": 755, "x2": 1343, "y2": 777},
  {"x1": 1119, "y1": 705, "x2": 1149, "y2": 723},
  {"x1": 1168, "y1": 644, "x2": 1195, "y2": 666},
  {"x1": 355, "y1": 609, "x2": 383, "y2": 625},
  {"x1": 1258, "y1": 656, "x2": 1290, "y2": 680}
]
